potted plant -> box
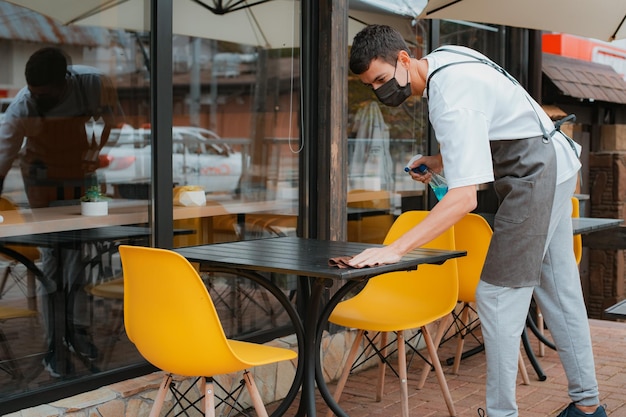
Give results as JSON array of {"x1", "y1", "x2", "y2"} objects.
[{"x1": 80, "y1": 186, "x2": 111, "y2": 216}]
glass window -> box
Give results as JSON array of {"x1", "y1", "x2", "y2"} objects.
[
  {"x1": 0, "y1": 1, "x2": 152, "y2": 406},
  {"x1": 346, "y1": 23, "x2": 430, "y2": 243},
  {"x1": 438, "y1": 20, "x2": 504, "y2": 65},
  {"x1": 169, "y1": 41, "x2": 300, "y2": 247},
  {"x1": 0, "y1": 0, "x2": 301, "y2": 411}
]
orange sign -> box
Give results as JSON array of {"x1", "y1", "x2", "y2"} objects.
[{"x1": 543, "y1": 33, "x2": 626, "y2": 78}]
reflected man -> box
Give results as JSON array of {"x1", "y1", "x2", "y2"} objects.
[{"x1": 0, "y1": 47, "x2": 123, "y2": 376}]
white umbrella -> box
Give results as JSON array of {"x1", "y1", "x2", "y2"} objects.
[
  {"x1": 7, "y1": 0, "x2": 418, "y2": 48},
  {"x1": 418, "y1": 0, "x2": 626, "y2": 42}
]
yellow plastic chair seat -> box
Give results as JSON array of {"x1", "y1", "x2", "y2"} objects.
[
  {"x1": 227, "y1": 339, "x2": 298, "y2": 368},
  {"x1": 119, "y1": 245, "x2": 297, "y2": 416},
  {"x1": 0, "y1": 306, "x2": 37, "y2": 320},
  {"x1": 326, "y1": 211, "x2": 458, "y2": 417},
  {"x1": 330, "y1": 271, "x2": 452, "y2": 331},
  {"x1": 88, "y1": 277, "x2": 124, "y2": 300}
]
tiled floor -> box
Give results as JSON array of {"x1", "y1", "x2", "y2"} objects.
[{"x1": 283, "y1": 318, "x2": 626, "y2": 417}]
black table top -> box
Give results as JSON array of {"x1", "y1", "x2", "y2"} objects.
[
  {"x1": 0, "y1": 225, "x2": 154, "y2": 247},
  {"x1": 572, "y1": 217, "x2": 623, "y2": 235},
  {"x1": 175, "y1": 236, "x2": 466, "y2": 281},
  {"x1": 604, "y1": 299, "x2": 626, "y2": 320},
  {"x1": 479, "y1": 213, "x2": 622, "y2": 235}
]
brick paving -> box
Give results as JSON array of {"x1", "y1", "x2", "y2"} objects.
[
  {"x1": 281, "y1": 318, "x2": 626, "y2": 417},
  {"x1": 5, "y1": 318, "x2": 625, "y2": 416}
]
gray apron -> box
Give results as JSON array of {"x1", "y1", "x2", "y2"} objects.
[
  {"x1": 20, "y1": 71, "x2": 103, "y2": 208},
  {"x1": 426, "y1": 48, "x2": 562, "y2": 287},
  {"x1": 481, "y1": 135, "x2": 557, "y2": 287},
  {"x1": 20, "y1": 115, "x2": 98, "y2": 208}
]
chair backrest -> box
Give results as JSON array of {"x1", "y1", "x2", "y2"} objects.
[
  {"x1": 353, "y1": 210, "x2": 459, "y2": 318},
  {"x1": 0, "y1": 197, "x2": 40, "y2": 262},
  {"x1": 348, "y1": 189, "x2": 395, "y2": 244},
  {"x1": 453, "y1": 213, "x2": 493, "y2": 303},
  {"x1": 572, "y1": 196, "x2": 582, "y2": 265},
  {"x1": 119, "y1": 245, "x2": 245, "y2": 376},
  {"x1": 347, "y1": 189, "x2": 392, "y2": 209}
]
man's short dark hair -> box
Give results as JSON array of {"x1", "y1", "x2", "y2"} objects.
[
  {"x1": 25, "y1": 47, "x2": 69, "y2": 87},
  {"x1": 349, "y1": 24, "x2": 411, "y2": 75}
]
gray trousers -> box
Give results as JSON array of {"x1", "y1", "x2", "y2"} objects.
[{"x1": 476, "y1": 174, "x2": 600, "y2": 416}]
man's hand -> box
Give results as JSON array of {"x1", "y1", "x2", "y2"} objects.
[
  {"x1": 348, "y1": 245, "x2": 403, "y2": 268},
  {"x1": 407, "y1": 154, "x2": 443, "y2": 184}
]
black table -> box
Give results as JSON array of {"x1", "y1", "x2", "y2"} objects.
[
  {"x1": 604, "y1": 299, "x2": 626, "y2": 320},
  {"x1": 0, "y1": 226, "x2": 157, "y2": 377},
  {"x1": 523, "y1": 216, "x2": 624, "y2": 380},
  {"x1": 175, "y1": 236, "x2": 465, "y2": 417},
  {"x1": 479, "y1": 214, "x2": 622, "y2": 236},
  {"x1": 464, "y1": 214, "x2": 624, "y2": 381},
  {"x1": 572, "y1": 217, "x2": 623, "y2": 235}
]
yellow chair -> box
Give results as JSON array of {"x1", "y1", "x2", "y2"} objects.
[
  {"x1": 0, "y1": 305, "x2": 38, "y2": 380},
  {"x1": 0, "y1": 197, "x2": 41, "y2": 311},
  {"x1": 426, "y1": 213, "x2": 529, "y2": 384},
  {"x1": 86, "y1": 276, "x2": 125, "y2": 369},
  {"x1": 347, "y1": 189, "x2": 395, "y2": 244},
  {"x1": 328, "y1": 210, "x2": 458, "y2": 417},
  {"x1": 572, "y1": 196, "x2": 582, "y2": 265},
  {"x1": 118, "y1": 245, "x2": 297, "y2": 417}
]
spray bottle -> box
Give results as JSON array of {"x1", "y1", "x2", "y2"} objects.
[{"x1": 404, "y1": 154, "x2": 448, "y2": 200}]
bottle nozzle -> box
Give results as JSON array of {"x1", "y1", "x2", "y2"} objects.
[{"x1": 404, "y1": 154, "x2": 423, "y2": 173}]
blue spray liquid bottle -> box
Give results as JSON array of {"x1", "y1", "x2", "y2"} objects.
[{"x1": 404, "y1": 154, "x2": 448, "y2": 201}]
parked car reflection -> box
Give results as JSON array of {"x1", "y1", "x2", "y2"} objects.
[
  {"x1": 97, "y1": 125, "x2": 247, "y2": 197},
  {"x1": 1, "y1": 124, "x2": 248, "y2": 206}
]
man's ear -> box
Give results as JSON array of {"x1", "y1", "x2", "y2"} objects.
[{"x1": 397, "y1": 50, "x2": 411, "y2": 69}]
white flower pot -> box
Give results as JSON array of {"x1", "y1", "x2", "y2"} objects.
[{"x1": 81, "y1": 201, "x2": 108, "y2": 216}]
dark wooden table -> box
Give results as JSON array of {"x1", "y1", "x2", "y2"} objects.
[{"x1": 175, "y1": 236, "x2": 465, "y2": 417}]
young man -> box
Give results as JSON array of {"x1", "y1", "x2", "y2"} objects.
[
  {"x1": 0, "y1": 47, "x2": 122, "y2": 205},
  {"x1": 347, "y1": 25, "x2": 606, "y2": 417},
  {"x1": 0, "y1": 47, "x2": 123, "y2": 376}
]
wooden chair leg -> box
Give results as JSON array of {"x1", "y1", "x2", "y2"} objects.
[
  {"x1": 397, "y1": 331, "x2": 409, "y2": 417},
  {"x1": 422, "y1": 325, "x2": 457, "y2": 417},
  {"x1": 518, "y1": 351, "x2": 530, "y2": 385},
  {"x1": 243, "y1": 370, "x2": 268, "y2": 417},
  {"x1": 327, "y1": 330, "x2": 365, "y2": 417},
  {"x1": 418, "y1": 313, "x2": 452, "y2": 389},
  {"x1": 375, "y1": 331, "x2": 388, "y2": 402},
  {"x1": 149, "y1": 373, "x2": 172, "y2": 417},
  {"x1": 536, "y1": 306, "x2": 545, "y2": 357},
  {"x1": 26, "y1": 270, "x2": 37, "y2": 311},
  {"x1": 202, "y1": 377, "x2": 216, "y2": 417},
  {"x1": 452, "y1": 305, "x2": 471, "y2": 375}
]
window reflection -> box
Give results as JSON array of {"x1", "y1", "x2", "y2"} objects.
[
  {"x1": 346, "y1": 26, "x2": 430, "y2": 243},
  {"x1": 166, "y1": 38, "x2": 300, "y2": 246},
  {"x1": 344, "y1": 20, "x2": 503, "y2": 243},
  {"x1": 0, "y1": 0, "x2": 301, "y2": 408}
]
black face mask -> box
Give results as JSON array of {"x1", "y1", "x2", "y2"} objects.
[
  {"x1": 35, "y1": 96, "x2": 61, "y2": 114},
  {"x1": 374, "y1": 61, "x2": 411, "y2": 107}
]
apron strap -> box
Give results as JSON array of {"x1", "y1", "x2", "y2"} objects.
[
  {"x1": 428, "y1": 48, "x2": 574, "y2": 147},
  {"x1": 429, "y1": 48, "x2": 582, "y2": 186}
]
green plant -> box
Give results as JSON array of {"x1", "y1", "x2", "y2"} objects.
[{"x1": 80, "y1": 186, "x2": 111, "y2": 202}]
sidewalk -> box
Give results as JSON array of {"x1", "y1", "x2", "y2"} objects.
[{"x1": 291, "y1": 318, "x2": 626, "y2": 417}]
